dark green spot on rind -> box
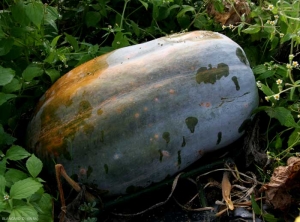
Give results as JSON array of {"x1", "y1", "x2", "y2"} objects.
[
  {"x1": 104, "y1": 164, "x2": 108, "y2": 174},
  {"x1": 238, "y1": 119, "x2": 251, "y2": 133},
  {"x1": 162, "y1": 132, "x2": 170, "y2": 144},
  {"x1": 177, "y1": 150, "x2": 181, "y2": 168},
  {"x1": 236, "y1": 48, "x2": 248, "y2": 65},
  {"x1": 185, "y1": 117, "x2": 198, "y2": 133},
  {"x1": 216, "y1": 132, "x2": 222, "y2": 145},
  {"x1": 196, "y1": 63, "x2": 229, "y2": 84},
  {"x1": 231, "y1": 76, "x2": 240, "y2": 91},
  {"x1": 181, "y1": 136, "x2": 186, "y2": 147}
]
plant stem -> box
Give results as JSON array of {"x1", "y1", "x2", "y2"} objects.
[{"x1": 120, "y1": 0, "x2": 129, "y2": 30}]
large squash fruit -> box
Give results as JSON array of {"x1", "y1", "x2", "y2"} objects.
[{"x1": 26, "y1": 31, "x2": 258, "y2": 195}]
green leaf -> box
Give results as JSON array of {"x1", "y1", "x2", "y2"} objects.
[
  {"x1": 8, "y1": 205, "x2": 38, "y2": 222},
  {"x1": 45, "y1": 69, "x2": 60, "y2": 83},
  {"x1": 10, "y1": 178, "x2": 43, "y2": 200},
  {"x1": 130, "y1": 21, "x2": 140, "y2": 37},
  {"x1": 288, "y1": 129, "x2": 300, "y2": 147},
  {"x1": 0, "y1": 92, "x2": 17, "y2": 106},
  {"x1": 5, "y1": 169, "x2": 28, "y2": 187},
  {"x1": 252, "y1": 64, "x2": 267, "y2": 74},
  {"x1": 65, "y1": 33, "x2": 79, "y2": 51},
  {"x1": 274, "y1": 134, "x2": 282, "y2": 149},
  {"x1": 44, "y1": 6, "x2": 59, "y2": 31},
  {"x1": 0, "y1": 66, "x2": 15, "y2": 86},
  {"x1": 85, "y1": 11, "x2": 101, "y2": 27},
  {"x1": 251, "y1": 194, "x2": 262, "y2": 215},
  {"x1": 112, "y1": 32, "x2": 130, "y2": 49},
  {"x1": 265, "y1": 107, "x2": 299, "y2": 128},
  {"x1": 26, "y1": 154, "x2": 43, "y2": 178},
  {"x1": 0, "y1": 38, "x2": 14, "y2": 56},
  {"x1": 177, "y1": 5, "x2": 195, "y2": 17},
  {"x1": 38, "y1": 193, "x2": 53, "y2": 213},
  {"x1": 242, "y1": 24, "x2": 261, "y2": 34},
  {"x1": 25, "y1": 2, "x2": 44, "y2": 29},
  {"x1": 2, "y1": 78, "x2": 22, "y2": 93},
  {"x1": 50, "y1": 35, "x2": 62, "y2": 47},
  {"x1": 6, "y1": 145, "x2": 31, "y2": 161},
  {"x1": 0, "y1": 124, "x2": 16, "y2": 146},
  {"x1": 22, "y1": 64, "x2": 44, "y2": 81},
  {"x1": 139, "y1": 0, "x2": 148, "y2": 9},
  {"x1": 0, "y1": 175, "x2": 6, "y2": 195},
  {"x1": 11, "y1": 1, "x2": 30, "y2": 25},
  {"x1": 0, "y1": 159, "x2": 7, "y2": 176}
]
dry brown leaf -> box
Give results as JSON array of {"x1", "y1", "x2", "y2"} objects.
[
  {"x1": 207, "y1": 0, "x2": 251, "y2": 25},
  {"x1": 260, "y1": 157, "x2": 300, "y2": 210}
]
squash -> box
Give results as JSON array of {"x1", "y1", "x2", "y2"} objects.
[{"x1": 26, "y1": 31, "x2": 258, "y2": 195}]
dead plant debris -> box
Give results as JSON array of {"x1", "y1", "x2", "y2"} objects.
[
  {"x1": 260, "y1": 156, "x2": 300, "y2": 210},
  {"x1": 206, "y1": 0, "x2": 251, "y2": 25}
]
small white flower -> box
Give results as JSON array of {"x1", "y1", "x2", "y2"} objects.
[
  {"x1": 273, "y1": 94, "x2": 280, "y2": 100},
  {"x1": 286, "y1": 64, "x2": 293, "y2": 69},
  {"x1": 274, "y1": 15, "x2": 279, "y2": 19},
  {"x1": 265, "y1": 96, "x2": 270, "y2": 101},
  {"x1": 3, "y1": 194, "x2": 9, "y2": 200},
  {"x1": 298, "y1": 114, "x2": 300, "y2": 118},
  {"x1": 229, "y1": 24, "x2": 234, "y2": 29},
  {"x1": 222, "y1": 25, "x2": 227, "y2": 30},
  {"x1": 276, "y1": 79, "x2": 283, "y2": 85},
  {"x1": 256, "y1": 81, "x2": 262, "y2": 88},
  {"x1": 292, "y1": 61, "x2": 299, "y2": 68},
  {"x1": 289, "y1": 54, "x2": 295, "y2": 60},
  {"x1": 117, "y1": 41, "x2": 120, "y2": 45},
  {"x1": 279, "y1": 33, "x2": 284, "y2": 38},
  {"x1": 267, "y1": 4, "x2": 274, "y2": 10}
]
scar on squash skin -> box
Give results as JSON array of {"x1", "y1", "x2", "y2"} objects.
[
  {"x1": 181, "y1": 136, "x2": 186, "y2": 147},
  {"x1": 236, "y1": 47, "x2": 248, "y2": 65},
  {"x1": 231, "y1": 76, "x2": 240, "y2": 91},
  {"x1": 177, "y1": 150, "x2": 181, "y2": 168},
  {"x1": 162, "y1": 132, "x2": 171, "y2": 144},
  {"x1": 196, "y1": 63, "x2": 229, "y2": 84},
  {"x1": 185, "y1": 117, "x2": 198, "y2": 133}
]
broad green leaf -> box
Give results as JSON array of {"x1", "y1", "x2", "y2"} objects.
[
  {"x1": 252, "y1": 64, "x2": 267, "y2": 75},
  {"x1": 177, "y1": 5, "x2": 195, "y2": 18},
  {"x1": 0, "y1": 66, "x2": 15, "y2": 86},
  {"x1": 2, "y1": 78, "x2": 22, "y2": 93},
  {"x1": 0, "y1": 38, "x2": 14, "y2": 56},
  {"x1": 274, "y1": 134, "x2": 282, "y2": 149},
  {"x1": 50, "y1": 35, "x2": 62, "y2": 47},
  {"x1": 25, "y1": 2, "x2": 44, "y2": 29},
  {"x1": 0, "y1": 175, "x2": 6, "y2": 195},
  {"x1": 0, "y1": 92, "x2": 17, "y2": 106},
  {"x1": 263, "y1": 213, "x2": 278, "y2": 222},
  {"x1": 22, "y1": 65, "x2": 44, "y2": 81},
  {"x1": 85, "y1": 11, "x2": 101, "y2": 27},
  {"x1": 6, "y1": 145, "x2": 30, "y2": 161},
  {"x1": 288, "y1": 129, "x2": 300, "y2": 147},
  {"x1": 265, "y1": 107, "x2": 299, "y2": 128},
  {"x1": 112, "y1": 32, "x2": 130, "y2": 49},
  {"x1": 10, "y1": 178, "x2": 43, "y2": 200},
  {"x1": 8, "y1": 205, "x2": 38, "y2": 222},
  {"x1": 45, "y1": 69, "x2": 60, "y2": 83},
  {"x1": 0, "y1": 159, "x2": 7, "y2": 176},
  {"x1": 65, "y1": 33, "x2": 79, "y2": 51},
  {"x1": 26, "y1": 154, "x2": 43, "y2": 178},
  {"x1": 139, "y1": 0, "x2": 148, "y2": 9},
  {"x1": 242, "y1": 24, "x2": 261, "y2": 34},
  {"x1": 11, "y1": 1, "x2": 30, "y2": 25},
  {"x1": 0, "y1": 125, "x2": 16, "y2": 146},
  {"x1": 44, "y1": 6, "x2": 59, "y2": 31},
  {"x1": 5, "y1": 169, "x2": 28, "y2": 187},
  {"x1": 130, "y1": 21, "x2": 140, "y2": 37},
  {"x1": 38, "y1": 193, "x2": 53, "y2": 213}
]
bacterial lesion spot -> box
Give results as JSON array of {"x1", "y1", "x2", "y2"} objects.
[
  {"x1": 185, "y1": 117, "x2": 198, "y2": 133},
  {"x1": 196, "y1": 63, "x2": 229, "y2": 84}
]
